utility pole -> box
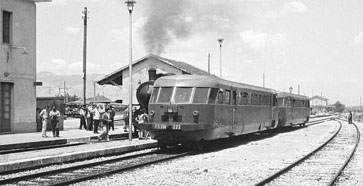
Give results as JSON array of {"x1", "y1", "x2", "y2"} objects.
[
  {"x1": 82, "y1": 7, "x2": 88, "y2": 106},
  {"x1": 263, "y1": 73, "x2": 265, "y2": 88},
  {"x1": 208, "y1": 53, "x2": 210, "y2": 75},
  {"x1": 298, "y1": 84, "x2": 300, "y2": 95},
  {"x1": 58, "y1": 81, "x2": 68, "y2": 102},
  {"x1": 94, "y1": 81, "x2": 96, "y2": 102},
  {"x1": 217, "y1": 38, "x2": 224, "y2": 78}
]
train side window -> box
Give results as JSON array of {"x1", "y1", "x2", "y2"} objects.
[
  {"x1": 232, "y1": 91, "x2": 237, "y2": 105},
  {"x1": 150, "y1": 87, "x2": 160, "y2": 103},
  {"x1": 237, "y1": 92, "x2": 242, "y2": 105},
  {"x1": 208, "y1": 88, "x2": 219, "y2": 104},
  {"x1": 247, "y1": 93, "x2": 252, "y2": 105},
  {"x1": 278, "y1": 98, "x2": 284, "y2": 106},
  {"x1": 157, "y1": 87, "x2": 173, "y2": 103},
  {"x1": 193, "y1": 87, "x2": 209, "y2": 104},
  {"x1": 273, "y1": 96, "x2": 278, "y2": 106},
  {"x1": 225, "y1": 90, "x2": 231, "y2": 105},
  {"x1": 241, "y1": 92, "x2": 248, "y2": 105},
  {"x1": 217, "y1": 90, "x2": 224, "y2": 104}
]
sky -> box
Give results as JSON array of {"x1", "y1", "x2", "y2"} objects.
[{"x1": 36, "y1": 0, "x2": 363, "y2": 106}]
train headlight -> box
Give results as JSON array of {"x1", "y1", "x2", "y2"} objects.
[
  {"x1": 193, "y1": 110, "x2": 199, "y2": 123},
  {"x1": 149, "y1": 110, "x2": 155, "y2": 123}
]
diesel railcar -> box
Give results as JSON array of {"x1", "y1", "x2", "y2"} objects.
[
  {"x1": 276, "y1": 92, "x2": 310, "y2": 127},
  {"x1": 136, "y1": 75, "x2": 281, "y2": 148}
]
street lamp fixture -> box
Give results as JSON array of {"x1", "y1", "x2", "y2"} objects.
[
  {"x1": 125, "y1": 0, "x2": 136, "y2": 141},
  {"x1": 217, "y1": 38, "x2": 224, "y2": 78},
  {"x1": 125, "y1": 0, "x2": 135, "y2": 13}
]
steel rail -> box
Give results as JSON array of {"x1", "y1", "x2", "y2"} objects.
[
  {"x1": 254, "y1": 120, "x2": 342, "y2": 186},
  {"x1": 48, "y1": 151, "x2": 192, "y2": 186},
  {"x1": 327, "y1": 119, "x2": 361, "y2": 186},
  {"x1": 0, "y1": 148, "x2": 159, "y2": 185},
  {"x1": 0, "y1": 142, "x2": 86, "y2": 155}
]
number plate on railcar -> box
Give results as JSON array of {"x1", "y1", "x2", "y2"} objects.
[
  {"x1": 154, "y1": 124, "x2": 167, "y2": 129},
  {"x1": 172, "y1": 124, "x2": 181, "y2": 130}
]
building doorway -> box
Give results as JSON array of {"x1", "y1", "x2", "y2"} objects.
[{"x1": 0, "y1": 82, "x2": 12, "y2": 132}]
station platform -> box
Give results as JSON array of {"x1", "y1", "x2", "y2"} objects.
[{"x1": 0, "y1": 118, "x2": 157, "y2": 173}]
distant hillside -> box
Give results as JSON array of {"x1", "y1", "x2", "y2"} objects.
[{"x1": 36, "y1": 72, "x2": 122, "y2": 102}]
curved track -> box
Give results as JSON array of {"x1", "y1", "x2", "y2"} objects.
[
  {"x1": 0, "y1": 148, "x2": 191, "y2": 186},
  {"x1": 255, "y1": 119, "x2": 360, "y2": 186}
]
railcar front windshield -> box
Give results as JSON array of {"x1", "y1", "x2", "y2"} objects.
[
  {"x1": 149, "y1": 87, "x2": 159, "y2": 103},
  {"x1": 157, "y1": 87, "x2": 173, "y2": 103},
  {"x1": 174, "y1": 87, "x2": 193, "y2": 103},
  {"x1": 193, "y1": 87, "x2": 209, "y2": 103}
]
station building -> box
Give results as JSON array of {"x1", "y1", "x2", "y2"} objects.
[
  {"x1": 0, "y1": 0, "x2": 50, "y2": 133},
  {"x1": 310, "y1": 95, "x2": 329, "y2": 113},
  {"x1": 97, "y1": 54, "x2": 210, "y2": 105}
]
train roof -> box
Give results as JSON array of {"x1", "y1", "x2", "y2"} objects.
[
  {"x1": 153, "y1": 75, "x2": 276, "y2": 93},
  {"x1": 277, "y1": 92, "x2": 309, "y2": 100}
]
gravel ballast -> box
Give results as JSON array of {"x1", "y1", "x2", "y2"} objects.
[{"x1": 74, "y1": 121, "x2": 339, "y2": 186}]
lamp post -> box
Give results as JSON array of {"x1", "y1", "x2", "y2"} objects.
[
  {"x1": 217, "y1": 38, "x2": 224, "y2": 78},
  {"x1": 125, "y1": 0, "x2": 135, "y2": 141},
  {"x1": 289, "y1": 86, "x2": 293, "y2": 94}
]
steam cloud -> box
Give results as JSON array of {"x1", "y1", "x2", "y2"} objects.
[
  {"x1": 142, "y1": 0, "x2": 191, "y2": 55},
  {"x1": 142, "y1": 0, "x2": 243, "y2": 55}
]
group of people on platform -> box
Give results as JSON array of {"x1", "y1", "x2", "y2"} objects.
[
  {"x1": 123, "y1": 107, "x2": 149, "y2": 139},
  {"x1": 38, "y1": 105, "x2": 61, "y2": 138},
  {"x1": 37, "y1": 103, "x2": 149, "y2": 141},
  {"x1": 78, "y1": 104, "x2": 116, "y2": 142}
]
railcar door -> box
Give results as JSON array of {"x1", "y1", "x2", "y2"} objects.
[
  {"x1": 271, "y1": 94, "x2": 278, "y2": 128},
  {"x1": 232, "y1": 90, "x2": 237, "y2": 132}
]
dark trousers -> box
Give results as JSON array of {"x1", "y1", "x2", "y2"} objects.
[
  {"x1": 79, "y1": 117, "x2": 86, "y2": 129},
  {"x1": 109, "y1": 118, "x2": 114, "y2": 131},
  {"x1": 93, "y1": 120, "x2": 99, "y2": 133},
  {"x1": 99, "y1": 121, "x2": 109, "y2": 140},
  {"x1": 50, "y1": 119, "x2": 59, "y2": 137},
  {"x1": 87, "y1": 117, "x2": 93, "y2": 131}
]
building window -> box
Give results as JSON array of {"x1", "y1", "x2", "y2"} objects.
[{"x1": 2, "y1": 11, "x2": 12, "y2": 44}]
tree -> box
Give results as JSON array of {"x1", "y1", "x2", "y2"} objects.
[{"x1": 333, "y1": 101, "x2": 345, "y2": 113}]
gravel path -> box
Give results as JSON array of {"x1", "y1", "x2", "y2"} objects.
[{"x1": 73, "y1": 121, "x2": 339, "y2": 186}]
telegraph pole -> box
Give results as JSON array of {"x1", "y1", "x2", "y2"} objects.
[
  {"x1": 298, "y1": 84, "x2": 300, "y2": 95},
  {"x1": 82, "y1": 7, "x2": 88, "y2": 105},
  {"x1": 208, "y1": 53, "x2": 210, "y2": 75}
]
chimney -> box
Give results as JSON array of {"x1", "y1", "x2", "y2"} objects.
[{"x1": 148, "y1": 68, "x2": 156, "y2": 82}]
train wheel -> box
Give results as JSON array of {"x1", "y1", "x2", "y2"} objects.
[
  {"x1": 158, "y1": 142, "x2": 168, "y2": 150},
  {"x1": 159, "y1": 145, "x2": 168, "y2": 150},
  {"x1": 193, "y1": 139, "x2": 205, "y2": 151}
]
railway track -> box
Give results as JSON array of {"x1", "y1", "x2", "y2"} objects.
[
  {"x1": 0, "y1": 148, "x2": 192, "y2": 186},
  {"x1": 255, "y1": 119, "x2": 360, "y2": 186},
  {"x1": 0, "y1": 142, "x2": 87, "y2": 155}
]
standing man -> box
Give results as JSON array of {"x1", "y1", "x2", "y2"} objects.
[
  {"x1": 39, "y1": 105, "x2": 49, "y2": 137},
  {"x1": 109, "y1": 106, "x2": 116, "y2": 131},
  {"x1": 98, "y1": 107, "x2": 111, "y2": 142},
  {"x1": 348, "y1": 111, "x2": 353, "y2": 124},
  {"x1": 92, "y1": 104, "x2": 100, "y2": 134},
  {"x1": 79, "y1": 105, "x2": 87, "y2": 130},
  {"x1": 87, "y1": 104, "x2": 93, "y2": 131},
  {"x1": 36, "y1": 108, "x2": 42, "y2": 132},
  {"x1": 49, "y1": 105, "x2": 61, "y2": 137}
]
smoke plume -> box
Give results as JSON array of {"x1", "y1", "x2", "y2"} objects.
[
  {"x1": 142, "y1": 0, "x2": 191, "y2": 55},
  {"x1": 141, "y1": 0, "x2": 244, "y2": 55}
]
